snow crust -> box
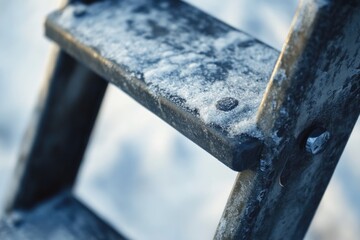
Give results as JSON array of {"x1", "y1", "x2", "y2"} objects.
[{"x1": 52, "y1": 0, "x2": 278, "y2": 138}]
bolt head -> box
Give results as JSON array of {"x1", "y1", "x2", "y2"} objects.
[{"x1": 305, "y1": 128, "x2": 331, "y2": 155}]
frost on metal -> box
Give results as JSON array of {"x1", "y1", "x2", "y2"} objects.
[
  {"x1": 46, "y1": 0, "x2": 279, "y2": 170},
  {"x1": 215, "y1": 170, "x2": 256, "y2": 239}
]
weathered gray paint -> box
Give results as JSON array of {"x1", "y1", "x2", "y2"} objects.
[
  {"x1": 215, "y1": 0, "x2": 360, "y2": 239},
  {"x1": 1, "y1": 192, "x2": 126, "y2": 239},
  {"x1": 5, "y1": 50, "x2": 107, "y2": 212}
]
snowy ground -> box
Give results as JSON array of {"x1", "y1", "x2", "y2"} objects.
[{"x1": 0, "y1": 0, "x2": 359, "y2": 239}]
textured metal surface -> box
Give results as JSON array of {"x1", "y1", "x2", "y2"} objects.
[
  {"x1": 5, "y1": 51, "x2": 107, "y2": 212},
  {"x1": 0, "y1": 192, "x2": 126, "y2": 240},
  {"x1": 45, "y1": 0, "x2": 280, "y2": 171},
  {"x1": 215, "y1": 0, "x2": 360, "y2": 239}
]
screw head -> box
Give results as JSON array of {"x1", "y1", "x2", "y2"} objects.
[{"x1": 305, "y1": 128, "x2": 331, "y2": 155}]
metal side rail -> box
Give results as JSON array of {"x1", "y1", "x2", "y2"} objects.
[
  {"x1": 45, "y1": 0, "x2": 279, "y2": 171},
  {"x1": 215, "y1": 0, "x2": 360, "y2": 239},
  {"x1": 0, "y1": 192, "x2": 126, "y2": 240}
]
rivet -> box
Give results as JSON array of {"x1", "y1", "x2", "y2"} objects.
[{"x1": 216, "y1": 97, "x2": 239, "y2": 112}]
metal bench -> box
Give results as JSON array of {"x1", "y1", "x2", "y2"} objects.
[{"x1": 1, "y1": 0, "x2": 359, "y2": 239}]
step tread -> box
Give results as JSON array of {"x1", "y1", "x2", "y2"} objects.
[
  {"x1": 45, "y1": 0, "x2": 279, "y2": 170},
  {"x1": 0, "y1": 192, "x2": 126, "y2": 240}
]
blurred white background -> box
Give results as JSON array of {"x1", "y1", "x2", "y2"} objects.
[{"x1": 0, "y1": 0, "x2": 359, "y2": 239}]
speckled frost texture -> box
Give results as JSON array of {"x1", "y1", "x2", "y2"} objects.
[{"x1": 50, "y1": 0, "x2": 278, "y2": 138}]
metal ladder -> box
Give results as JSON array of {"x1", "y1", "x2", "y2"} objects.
[{"x1": 1, "y1": 0, "x2": 359, "y2": 239}]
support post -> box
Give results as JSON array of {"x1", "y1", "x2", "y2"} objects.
[{"x1": 215, "y1": 0, "x2": 360, "y2": 239}]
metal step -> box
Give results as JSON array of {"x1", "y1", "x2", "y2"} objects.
[
  {"x1": 45, "y1": 0, "x2": 279, "y2": 171},
  {"x1": 0, "y1": 192, "x2": 126, "y2": 240}
]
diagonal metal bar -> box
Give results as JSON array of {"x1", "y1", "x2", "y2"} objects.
[{"x1": 215, "y1": 0, "x2": 360, "y2": 239}]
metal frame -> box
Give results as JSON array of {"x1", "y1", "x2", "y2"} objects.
[{"x1": 2, "y1": 0, "x2": 359, "y2": 239}]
